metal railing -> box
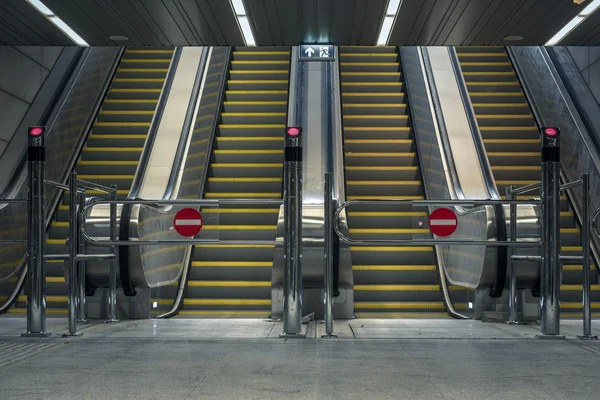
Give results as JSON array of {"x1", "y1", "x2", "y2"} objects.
[
  {"x1": 81, "y1": 199, "x2": 284, "y2": 246},
  {"x1": 506, "y1": 174, "x2": 596, "y2": 341},
  {"x1": 45, "y1": 173, "x2": 118, "y2": 336}
]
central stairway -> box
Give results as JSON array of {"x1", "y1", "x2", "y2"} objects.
[
  {"x1": 179, "y1": 47, "x2": 290, "y2": 318},
  {"x1": 339, "y1": 46, "x2": 448, "y2": 318}
]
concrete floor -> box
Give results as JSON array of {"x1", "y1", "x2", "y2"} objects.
[{"x1": 1, "y1": 318, "x2": 600, "y2": 399}]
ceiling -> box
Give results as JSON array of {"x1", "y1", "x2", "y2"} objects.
[{"x1": 0, "y1": 0, "x2": 598, "y2": 46}]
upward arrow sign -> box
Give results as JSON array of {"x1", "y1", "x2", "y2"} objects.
[{"x1": 305, "y1": 47, "x2": 315, "y2": 57}]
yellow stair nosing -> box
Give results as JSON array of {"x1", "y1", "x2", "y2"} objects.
[
  {"x1": 192, "y1": 261, "x2": 273, "y2": 267},
  {"x1": 187, "y1": 280, "x2": 271, "y2": 287}
]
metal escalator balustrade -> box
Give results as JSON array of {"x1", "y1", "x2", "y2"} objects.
[
  {"x1": 8, "y1": 48, "x2": 175, "y2": 316},
  {"x1": 178, "y1": 47, "x2": 290, "y2": 318},
  {"x1": 339, "y1": 46, "x2": 455, "y2": 318},
  {"x1": 456, "y1": 46, "x2": 598, "y2": 317}
]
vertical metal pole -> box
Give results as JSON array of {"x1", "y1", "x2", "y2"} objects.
[
  {"x1": 578, "y1": 173, "x2": 597, "y2": 339},
  {"x1": 507, "y1": 186, "x2": 519, "y2": 324},
  {"x1": 538, "y1": 127, "x2": 564, "y2": 339},
  {"x1": 23, "y1": 127, "x2": 51, "y2": 337},
  {"x1": 77, "y1": 190, "x2": 87, "y2": 323},
  {"x1": 65, "y1": 172, "x2": 80, "y2": 336},
  {"x1": 322, "y1": 173, "x2": 337, "y2": 338},
  {"x1": 105, "y1": 185, "x2": 118, "y2": 323},
  {"x1": 280, "y1": 129, "x2": 304, "y2": 338}
]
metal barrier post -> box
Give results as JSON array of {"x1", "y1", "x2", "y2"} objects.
[
  {"x1": 105, "y1": 185, "x2": 118, "y2": 323},
  {"x1": 280, "y1": 127, "x2": 304, "y2": 338},
  {"x1": 65, "y1": 172, "x2": 81, "y2": 336},
  {"x1": 538, "y1": 127, "x2": 564, "y2": 339},
  {"x1": 322, "y1": 173, "x2": 336, "y2": 338},
  {"x1": 578, "y1": 173, "x2": 597, "y2": 339},
  {"x1": 507, "y1": 186, "x2": 519, "y2": 324},
  {"x1": 77, "y1": 191, "x2": 87, "y2": 323},
  {"x1": 23, "y1": 126, "x2": 51, "y2": 337}
]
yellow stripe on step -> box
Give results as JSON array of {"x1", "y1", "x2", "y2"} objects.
[
  {"x1": 348, "y1": 212, "x2": 426, "y2": 217},
  {"x1": 351, "y1": 246, "x2": 432, "y2": 252},
  {"x1": 207, "y1": 177, "x2": 282, "y2": 182},
  {"x1": 183, "y1": 299, "x2": 271, "y2": 306},
  {"x1": 353, "y1": 265, "x2": 435, "y2": 271},
  {"x1": 354, "y1": 302, "x2": 445, "y2": 309},
  {"x1": 192, "y1": 261, "x2": 273, "y2": 267},
  {"x1": 188, "y1": 281, "x2": 271, "y2": 287},
  {"x1": 355, "y1": 284, "x2": 440, "y2": 291},
  {"x1": 347, "y1": 180, "x2": 420, "y2": 185},
  {"x1": 350, "y1": 228, "x2": 429, "y2": 234}
]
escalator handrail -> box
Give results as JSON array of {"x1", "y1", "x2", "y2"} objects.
[
  {"x1": 400, "y1": 47, "x2": 467, "y2": 319},
  {"x1": 158, "y1": 47, "x2": 234, "y2": 318},
  {"x1": 0, "y1": 47, "x2": 124, "y2": 314},
  {"x1": 117, "y1": 48, "x2": 183, "y2": 296},
  {"x1": 447, "y1": 47, "x2": 508, "y2": 297}
]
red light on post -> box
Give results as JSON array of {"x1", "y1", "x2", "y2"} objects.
[
  {"x1": 542, "y1": 127, "x2": 559, "y2": 138},
  {"x1": 285, "y1": 127, "x2": 302, "y2": 137},
  {"x1": 28, "y1": 126, "x2": 45, "y2": 137}
]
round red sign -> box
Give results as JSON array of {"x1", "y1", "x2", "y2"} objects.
[
  {"x1": 173, "y1": 208, "x2": 203, "y2": 237},
  {"x1": 428, "y1": 208, "x2": 458, "y2": 237}
]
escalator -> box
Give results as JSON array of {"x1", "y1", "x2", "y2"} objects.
[
  {"x1": 456, "y1": 46, "x2": 598, "y2": 317},
  {"x1": 9, "y1": 48, "x2": 175, "y2": 316},
  {"x1": 339, "y1": 46, "x2": 448, "y2": 318},
  {"x1": 178, "y1": 47, "x2": 289, "y2": 318}
]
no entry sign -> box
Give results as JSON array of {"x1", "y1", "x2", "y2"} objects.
[
  {"x1": 428, "y1": 208, "x2": 458, "y2": 237},
  {"x1": 173, "y1": 208, "x2": 203, "y2": 237}
]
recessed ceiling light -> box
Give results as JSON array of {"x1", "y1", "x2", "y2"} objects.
[
  {"x1": 229, "y1": 0, "x2": 256, "y2": 46},
  {"x1": 110, "y1": 35, "x2": 130, "y2": 41},
  {"x1": 546, "y1": 0, "x2": 600, "y2": 45},
  {"x1": 25, "y1": 0, "x2": 88, "y2": 46},
  {"x1": 377, "y1": 0, "x2": 404, "y2": 46},
  {"x1": 504, "y1": 36, "x2": 524, "y2": 41}
]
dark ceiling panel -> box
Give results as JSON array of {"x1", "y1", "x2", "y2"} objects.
[
  {"x1": 1, "y1": 0, "x2": 599, "y2": 46},
  {"x1": 444, "y1": 0, "x2": 493, "y2": 45},
  {"x1": 0, "y1": 0, "x2": 71, "y2": 45}
]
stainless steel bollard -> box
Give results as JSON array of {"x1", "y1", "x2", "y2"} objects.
[
  {"x1": 578, "y1": 173, "x2": 597, "y2": 340},
  {"x1": 322, "y1": 173, "x2": 337, "y2": 338},
  {"x1": 280, "y1": 127, "x2": 304, "y2": 338},
  {"x1": 507, "y1": 186, "x2": 520, "y2": 324},
  {"x1": 65, "y1": 172, "x2": 81, "y2": 336},
  {"x1": 23, "y1": 126, "x2": 51, "y2": 337},
  {"x1": 538, "y1": 127, "x2": 564, "y2": 339},
  {"x1": 77, "y1": 191, "x2": 87, "y2": 323},
  {"x1": 105, "y1": 186, "x2": 119, "y2": 323}
]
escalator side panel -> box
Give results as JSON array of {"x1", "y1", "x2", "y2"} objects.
[{"x1": 8, "y1": 48, "x2": 175, "y2": 316}]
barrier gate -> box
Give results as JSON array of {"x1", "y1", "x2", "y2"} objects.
[{"x1": 2, "y1": 125, "x2": 597, "y2": 340}]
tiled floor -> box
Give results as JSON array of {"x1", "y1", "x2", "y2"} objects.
[{"x1": 1, "y1": 318, "x2": 599, "y2": 399}]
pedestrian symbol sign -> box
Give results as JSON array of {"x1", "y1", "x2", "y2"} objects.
[{"x1": 300, "y1": 44, "x2": 335, "y2": 61}]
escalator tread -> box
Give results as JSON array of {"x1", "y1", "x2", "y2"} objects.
[
  {"x1": 340, "y1": 46, "x2": 445, "y2": 318},
  {"x1": 179, "y1": 47, "x2": 290, "y2": 318}
]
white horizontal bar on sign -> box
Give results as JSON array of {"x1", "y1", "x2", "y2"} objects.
[
  {"x1": 175, "y1": 220, "x2": 202, "y2": 226},
  {"x1": 429, "y1": 219, "x2": 457, "y2": 226}
]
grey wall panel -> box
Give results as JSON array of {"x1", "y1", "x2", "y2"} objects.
[
  {"x1": 0, "y1": 46, "x2": 50, "y2": 104},
  {"x1": 0, "y1": 90, "x2": 29, "y2": 142},
  {"x1": 566, "y1": 47, "x2": 600, "y2": 107},
  {"x1": 14, "y1": 46, "x2": 64, "y2": 69}
]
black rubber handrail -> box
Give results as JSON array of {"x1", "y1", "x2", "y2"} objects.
[{"x1": 118, "y1": 47, "x2": 183, "y2": 296}]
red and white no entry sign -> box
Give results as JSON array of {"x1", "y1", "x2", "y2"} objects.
[
  {"x1": 428, "y1": 208, "x2": 458, "y2": 237},
  {"x1": 173, "y1": 208, "x2": 203, "y2": 237}
]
